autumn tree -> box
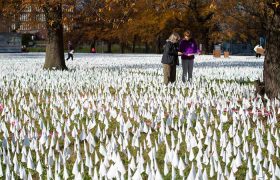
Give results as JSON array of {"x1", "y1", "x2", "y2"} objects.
[
  {"x1": 2, "y1": 0, "x2": 137, "y2": 68},
  {"x1": 176, "y1": 0, "x2": 218, "y2": 53},
  {"x1": 125, "y1": 1, "x2": 166, "y2": 53},
  {"x1": 261, "y1": 1, "x2": 280, "y2": 98},
  {"x1": 141, "y1": 0, "x2": 217, "y2": 54},
  {"x1": 217, "y1": 0, "x2": 265, "y2": 46},
  {"x1": 41, "y1": 2, "x2": 68, "y2": 70},
  {"x1": 68, "y1": 0, "x2": 137, "y2": 53},
  {"x1": 67, "y1": 0, "x2": 221, "y2": 54},
  {"x1": 1, "y1": 1, "x2": 74, "y2": 70},
  {"x1": 1, "y1": 0, "x2": 23, "y2": 32},
  {"x1": 225, "y1": 0, "x2": 280, "y2": 98}
]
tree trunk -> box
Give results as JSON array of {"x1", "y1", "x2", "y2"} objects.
[
  {"x1": 132, "y1": 35, "x2": 136, "y2": 53},
  {"x1": 90, "y1": 39, "x2": 96, "y2": 53},
  {"x1": 107, "y1": 41, "x2": 112, "y2": 53},
  {"x1": 263, "y1": 27, "x2": 280, "y2": 98},
  {"x1": 43, "y1": 3, "x2": 67, "y2": 70},
  {"x1": 201, "y1": 29, "x2": 211, "y2": 54},
  {"x1": 156, "y1": 35, "x2": 161, "y2": 54},
  {"x1": 204, "y1": 36, "x2": 211, "y2": 54},
  {"x1": 145, "y1": 42, "x2": 149, "y2": 53},
  {"x1": 121, "y1": 43, "x2": 125, "y2": 54},
  {"x1": 90, "y1": 39, "x2": 96, "y2": 49}
]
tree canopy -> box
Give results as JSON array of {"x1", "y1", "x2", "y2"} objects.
[{"x1": 2, "y1": 0, "x2": 277, "y2": 53}]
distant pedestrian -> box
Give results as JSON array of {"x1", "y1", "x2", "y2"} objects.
[
  {"x1": 179, "y1": 30, "x2": 200, "y2": 83},
  {"x1": 254, "y1": 44, "x2": 263, "y2": 58},
  {"x1": 66, "y1": 41, "x2": 74, "y2": 61},
  {"x1": 91, "y1": 47, "x2": 96, "y2": 53},
  {"x1": 161, "y1": 32, "x2": 182, "y2": 85}
]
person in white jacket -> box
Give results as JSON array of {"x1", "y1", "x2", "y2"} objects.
[{"x1": 254, "y1": 44, "x2": 263, "y2": 58}]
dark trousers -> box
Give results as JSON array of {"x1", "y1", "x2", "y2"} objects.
[
  {"x1": 163, "y1": 64, "x2": 176, "y2": 85},
  {"x1": 256, "y1": 53, "x2": 261, "y2": 58},
  {"x1": 182, "y1": 59, "x2": 194, "y2": 82},
  {"x1": 66, "y1": 53, "x2": 73, "y2": 60}
]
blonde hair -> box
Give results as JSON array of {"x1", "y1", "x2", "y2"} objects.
[{"x1": 167, "y1": 32, "x2": 180, "y2": 43}]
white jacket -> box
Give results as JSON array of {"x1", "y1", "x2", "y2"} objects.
[{"x1": 254, "y1": 45, "x2": 263, "y2": 52}]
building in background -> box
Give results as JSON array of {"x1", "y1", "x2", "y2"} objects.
[
  {"x1": 0, "y1": 4, "x2": 75, "y2": 52},
  {"x1": 16, "y1": 5, "x2": 47, "y2": 40}
]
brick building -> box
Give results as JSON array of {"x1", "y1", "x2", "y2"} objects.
[{"x1": 0, "y1": 4, "x2": 74, "y2": 39}]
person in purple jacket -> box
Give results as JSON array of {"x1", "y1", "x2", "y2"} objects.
[{"x1": 179, "y1": 30, "x2": 200, "y2": 82}]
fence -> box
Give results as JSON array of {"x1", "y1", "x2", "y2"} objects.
[{"x1": 0, "y1": 33, "x2": 22, "y2": 53}]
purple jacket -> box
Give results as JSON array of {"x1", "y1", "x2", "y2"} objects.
[{"x1": 179, "y1": 38, "x2": 199, "y2": 60}]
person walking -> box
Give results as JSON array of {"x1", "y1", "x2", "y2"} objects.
[
  {"x1": 179, "y1": 30, "x2": 199, "y2": 83},
  {"x1": 161, "y1": 32, "x2": 182, "y2": 85},
  {"x1": 254, "y1": 44, "x2": 263, "y2": 58},
  {"x1": 66, "y1": 41, "x2": 74, "y2": 61}
]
